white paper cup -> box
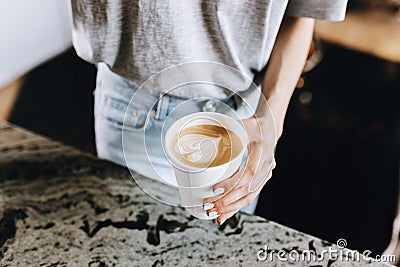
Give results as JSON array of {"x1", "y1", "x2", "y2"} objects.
[{"x1": 163, "y1": 112, "x2": 248, "y2": 219}]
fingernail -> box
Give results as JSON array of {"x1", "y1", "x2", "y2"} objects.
[
  {"x1": 208, "y1": 211, "x2": 218, "y2": 217},
  {"x1": 219, "y1": 219, "x2": 226, "y2": 225},
  {"x1": 214, "y1": 188, "x2": 225, "y2": 195},
  {"x1": 203, "y1": 203, "x2": 214, "y2": 210}
]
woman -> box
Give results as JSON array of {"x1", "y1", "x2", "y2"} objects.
[{"x1": 70, "y1": 0, "x2": 348, "y2": 224}]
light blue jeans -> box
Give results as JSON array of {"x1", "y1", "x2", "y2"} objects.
[{"x1": 94, "y1": 63, "x2": 258, "y2": 214}]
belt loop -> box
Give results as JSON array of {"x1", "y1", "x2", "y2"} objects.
[{"x1": 155, "y1": 93, "x2": 170, "y2": 120}]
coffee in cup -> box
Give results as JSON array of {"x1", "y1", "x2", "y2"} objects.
[{"x1": 163, "y1": 112, "x2": 247, "y2": 219}]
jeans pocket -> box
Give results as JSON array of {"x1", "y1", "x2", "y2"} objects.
[
  {"x1": 97, "y1": 91, "x2": 151, "y2": 131},
  {"x1": 95, "y1": 63, "x2": 158, "y2": 131}
]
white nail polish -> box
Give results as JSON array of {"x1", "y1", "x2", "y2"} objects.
[
  {"x1": 203, "y1": 203, "x2": 214, "y2": 210},
  {"x1": 214, "y1": 188, "x2": 225, "y2": 195},
  {"x1": 208, "y1": 211, "x2": 218, "y2": 217}
]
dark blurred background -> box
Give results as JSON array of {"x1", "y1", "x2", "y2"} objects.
[
  {"x1": 256, "y1": 43, "x2": 400, "y2": 255},
  {"x1": 9, "y1": 49, "x2": 97, "y2": 152},
  {"x1": 1, "y1": 0, "x2": 399, "y2": 260}
]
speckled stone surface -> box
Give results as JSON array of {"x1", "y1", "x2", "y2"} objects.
[{"x1": 0, "y1": 121, "x2": 393, "y2": 267}]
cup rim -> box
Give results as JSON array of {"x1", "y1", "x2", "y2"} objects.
[{"x1": 163, "y1": 112, "x2": 248, "y2": 173}]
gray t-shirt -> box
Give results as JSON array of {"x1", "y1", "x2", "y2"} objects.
[{"x1": 71, "y1": 0, "x2": 347, "y2": 98}]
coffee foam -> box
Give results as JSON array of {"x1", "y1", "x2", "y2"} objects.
[
  {"x1": 175, "y1": 134, "x2": 221, "y2": 165},
  {"x1": 171, "y1": 124, "x2": 242, "y2": 168}
]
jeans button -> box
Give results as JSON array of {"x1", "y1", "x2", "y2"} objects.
[{"x1": 202, "y1": 100, "x2": 218, "y2": 112}]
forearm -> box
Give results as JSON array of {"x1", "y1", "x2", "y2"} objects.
[{"x1": 256, "y1": 16, "x2": 315, "y2": 138}]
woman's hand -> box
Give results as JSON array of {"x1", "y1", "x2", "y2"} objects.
[{"x1": 202, "y1": 113, "x2": 276, "y2": 225}]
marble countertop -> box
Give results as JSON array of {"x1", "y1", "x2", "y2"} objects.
[{"x1": 0, "y1": 121, "x2": 393, "y2": 266}]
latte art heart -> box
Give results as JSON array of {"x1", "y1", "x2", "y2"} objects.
[
  {"x1": 171, "y1": 124, "x2": 242, "y2": 168},
  {"x1": 175, "y1": 134, "x2": 221, "y2": 165}
]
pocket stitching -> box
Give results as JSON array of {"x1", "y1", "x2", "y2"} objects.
[{"x1": 101, "y1": 94, "x2": 150, "y2": 130}]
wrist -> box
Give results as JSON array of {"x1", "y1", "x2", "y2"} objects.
[{"x1": 255, "y1": 91, "x2": 290, "y2": 139}]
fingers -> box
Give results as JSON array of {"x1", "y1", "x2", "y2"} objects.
[
  {"x1": 203, "y1": 168, "x2": 244, "y2": 204},
  {"x1": 201, "y1": 128, "x2": 276, "y2": 222},
  {"x1": 217, "y1": 211, "x2": 237, "y2": 225},
  {"x1": 202, "y1": 152, "x2": 275, "y2": 219},
  {"x1": 204, "y1": 139, "x2": 269, "y2": 203},
  {"x1": 207, "y1": 190, "x2": 259, "y2": 218},
  {"x1": 203, "y1": 164, "x2": 271, "y2": 219},
  {"x1": 203, "y1": 184, "x2": 250, "y2": 216}
]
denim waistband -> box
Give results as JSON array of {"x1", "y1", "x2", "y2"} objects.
[{"x1": 96, "y1": 63, "x2": 238, "y2": 121}]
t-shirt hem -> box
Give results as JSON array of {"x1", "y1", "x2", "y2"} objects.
[{"x1": 286, "y1": 8, "x2": 346, "y2": 22}]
